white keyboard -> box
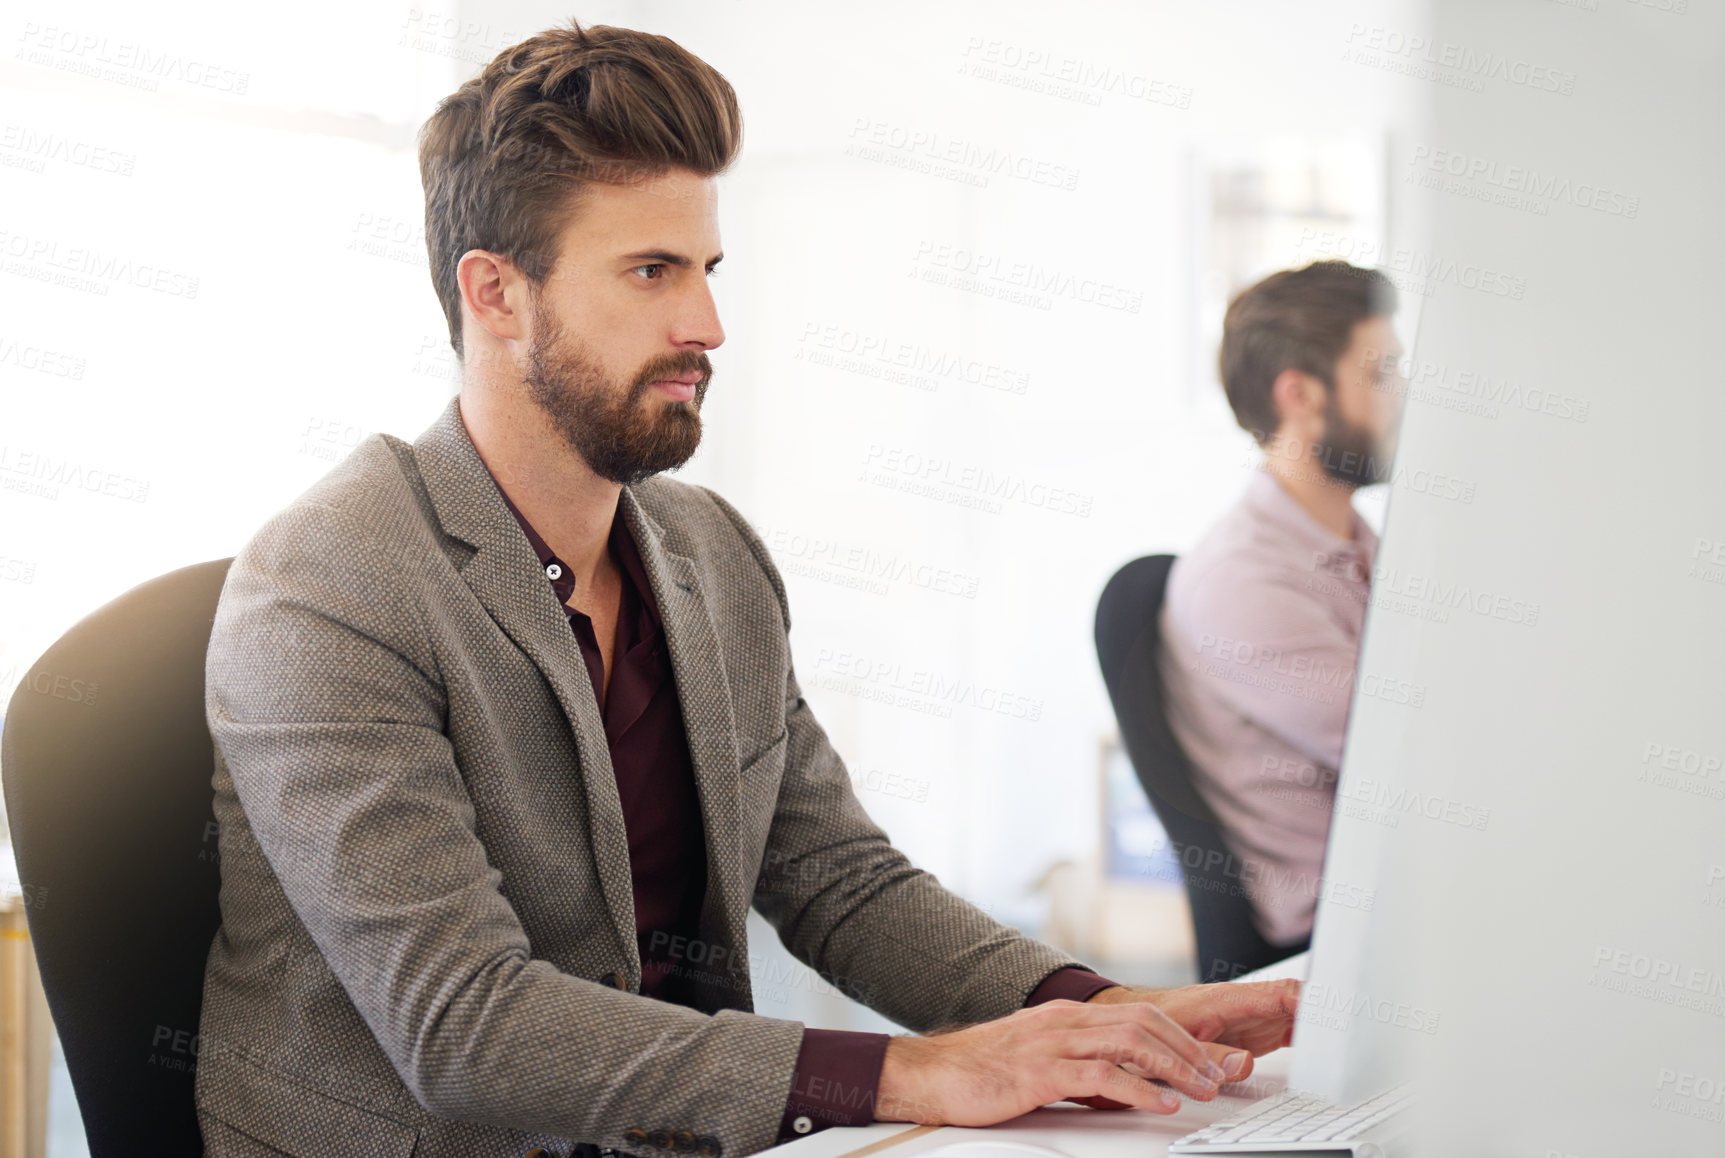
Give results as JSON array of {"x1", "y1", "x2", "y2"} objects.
[{"x1": 1168, "y1": 1084, "x2": 1411, "y2": 1154}]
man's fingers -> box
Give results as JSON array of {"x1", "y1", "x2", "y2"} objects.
[
  {"x1": 1054, "y1": 1026, "x2": 1221, "y2": 1102},
  {"x1": 1164, "y1": 980, "x2": 1302, "y2": 1046},
  {"x1": 1230, "y1": 979, "x2": 1301, "y2": 1018},
  {"x1": 1201, "y1": 1040, "x2": 1254, "y2": 1082},
  {"x1": 1054, "y1": 1058, "x2": 1182, "y2": 1115},
  {"x1": 1036, "y1": 1000, "x2": 1224, "y2": 1084}
]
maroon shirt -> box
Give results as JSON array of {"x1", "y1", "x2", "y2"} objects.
[{"x1": 487, "y1": 475, "x2": 1119, "y2": 1143}]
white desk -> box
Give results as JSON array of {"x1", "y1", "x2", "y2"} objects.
[{"x1": 773, "y1": 953, "x2": 1308, "y2": 1158}]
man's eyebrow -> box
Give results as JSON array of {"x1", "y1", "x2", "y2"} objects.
[{"x1": 619, "y1": 249, "x2": 724, "y2": 268}]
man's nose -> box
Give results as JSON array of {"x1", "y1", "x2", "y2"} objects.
[{"x1": 676, "y1": 280, "x2": 725, "y2": 351}]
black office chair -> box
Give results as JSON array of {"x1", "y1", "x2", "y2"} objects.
[
  {"x1": 2, "y1": 558, "x2": 234, "y2": 1157},
  {"x1": 1094, "y1": 554, "x2": 1307, "y2": 982}
]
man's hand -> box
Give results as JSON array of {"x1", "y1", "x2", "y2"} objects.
[
  {"x1": 874, "y1": 998, "x2": 1235, "y2": 1128},
  {"x1": 1070, "y1": 978, "x2": 1301, "y2": 1107},
  {"x1": 1093, "y1": 978, "x2": 1301, "y2": 1053}
]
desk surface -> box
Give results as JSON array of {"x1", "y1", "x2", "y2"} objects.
[{"x1": 774, "y1": 953, "x2": 1309, "y2": 1158}]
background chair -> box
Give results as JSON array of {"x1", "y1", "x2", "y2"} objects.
[
  {"x1": 2, "y1": 558, "x2": 234, "y2": 1157},
  {"x1": 1094, "y1": 554, "x2": 1307, "y2": 982}
]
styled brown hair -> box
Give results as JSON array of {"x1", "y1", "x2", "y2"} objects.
[
  {"x1": 1218, "y1": 260, "x2": 1397, "y2": 445},
  {"x1": 417, "y1": 20, "x2": 743, "y2": 358}
]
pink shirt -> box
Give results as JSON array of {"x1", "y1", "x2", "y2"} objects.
[{"x1": 1156, "y1": 471, "x2": 1377, "y2": 945}]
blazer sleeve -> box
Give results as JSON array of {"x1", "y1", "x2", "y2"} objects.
[
  {"x1": 700, "y1": 489, "x2": 1094, "y2": 1033},
  {"x1": 206, "y1": 500, "x2": 806, "y2": 1156}
]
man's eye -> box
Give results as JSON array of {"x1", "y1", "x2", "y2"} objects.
[
  {"x1": 631, "y1": 264, "x2": 663, "y2": 280},
  {"x1": 706, "y1": 266, "x2": 720, "y2": 278}
]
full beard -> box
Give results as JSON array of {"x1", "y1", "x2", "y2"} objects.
[
  {"x1": 522, "y1": 296, "x2": 711, "y2": 487},
  {"x1": 1314, "y1": 394, "x2": 1388, "y2": 488}
]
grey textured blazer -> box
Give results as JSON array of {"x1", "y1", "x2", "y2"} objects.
[{"x1": 196, "y1": 396, "x2": 1085, "y2": 1158}]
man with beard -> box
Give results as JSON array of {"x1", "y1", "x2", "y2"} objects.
[
  {"x1": 1157, "y1": 260, "x2": 1404, "y2": 969},
  {"x1": 195, "y1": 20, "x2": 1299, "y2": 1158}
]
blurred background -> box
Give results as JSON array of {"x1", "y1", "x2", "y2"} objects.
[{"x1": 0, "y1": 0, "x2": 1430, "y2": 1150}]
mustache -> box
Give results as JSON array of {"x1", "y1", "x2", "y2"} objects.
[{"x1": 630, "y1": 350, "x2": 713, "y2": 396}]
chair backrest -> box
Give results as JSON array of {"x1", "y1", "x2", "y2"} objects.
[
  {"x1": 2, "y1": 558, "x2": 233, "y2": 1158},
  {"x1": 1094, "y1": 554, "x2": 1302, "y2": 981}
]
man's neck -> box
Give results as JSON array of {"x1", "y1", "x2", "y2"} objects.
[
  {"x1": 1262, "y1": 453, "x2": 1358, "y2": 541},
  {"x1": 456, "y1": 387, "x2": 621, "y2": 592}
]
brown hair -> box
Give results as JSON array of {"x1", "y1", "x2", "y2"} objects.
[
  {"x1": 417, "y1": 20, "x2": 743, "y2": 358},
  {"x1": 1218, "y1": 260, "x2": 1397, "y2": 445}
]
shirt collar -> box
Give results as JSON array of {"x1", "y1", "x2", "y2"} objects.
[
  {"x1": 480, "y1": 465, "x2": 664, "y2": 623},
  {"x1": 1242, "y1": 469, "x2": 1378, "y2": 574}
]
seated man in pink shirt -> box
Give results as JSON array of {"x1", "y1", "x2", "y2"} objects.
[{"x1": 1158, "y1": 260, "x2": 1403, "y2": 967}]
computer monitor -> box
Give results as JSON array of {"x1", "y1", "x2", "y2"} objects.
[{"x1": 1287, "y1": 4, "x2": 1725, "y2": 1154}]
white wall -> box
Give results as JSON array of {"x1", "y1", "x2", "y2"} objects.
[{"x1": 0, "y1": 0, "x2": 1420, "y2": 1035}]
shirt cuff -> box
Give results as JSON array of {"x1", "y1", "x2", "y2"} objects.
[
  {"x1": 1025, "y1": 965, "x2": 1121, "y2": 1007},
  {"x1": 777, "y1": 1028, "x2": 892, "y2": 1142}
]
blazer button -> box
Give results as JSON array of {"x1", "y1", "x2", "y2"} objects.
[
  {"x1": 671, "y1": 1130, "x2": 697, "y2": 1151},
  {"x1": 599, "y1": 972, "x2": 629, "y2": 990},
  {"x1": 649, "y1": 1129, "x2": 675, "y2": 1150},
  {"x1": 624, "y1": 1128, "x2": 650, "y2": 1148},
  {"x1": 695, "y1": 1136, "x2": 723, "y2": 1158},
  {"x1": 524, "y1": 1150, "x2": 547, "y2": 1158}
]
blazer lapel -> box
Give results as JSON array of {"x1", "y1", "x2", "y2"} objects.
[
  {"x1": 409, "y1": 397, "x2": 752, "y2": 1007},
  {"x1": 617, "y1": 488, "x2": 752, "y2": 1010},
  {"x1": 410, "y1": 398, "x2": 639, "y2": 974}
]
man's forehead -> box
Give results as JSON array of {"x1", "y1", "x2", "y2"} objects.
[{"x1": 561, "y1": 171, "x2": 720, "y2": 239}]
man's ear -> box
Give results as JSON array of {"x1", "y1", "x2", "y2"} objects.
[
  {"x1": 457, "y1": 249, "x2": 528, "y2": 346},
  {"x1": 1269, "y1": 367, "x2": 1322, "y2": 431}
]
